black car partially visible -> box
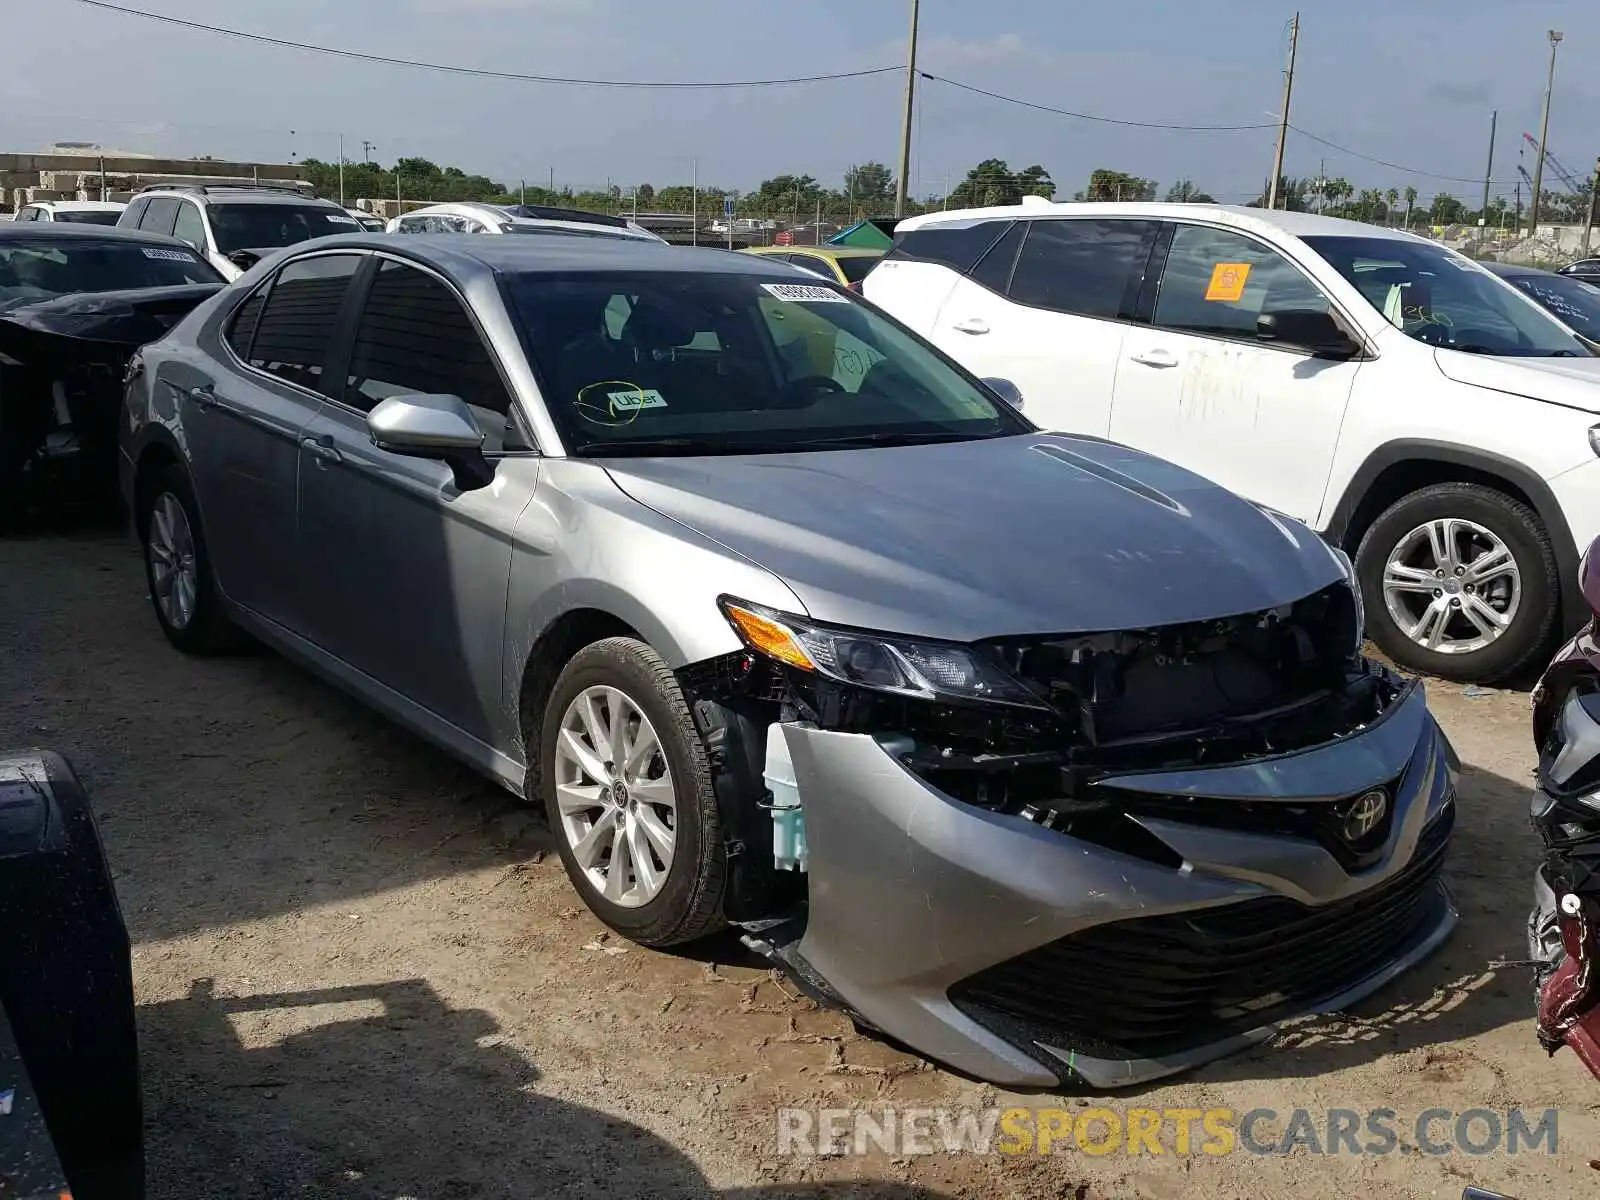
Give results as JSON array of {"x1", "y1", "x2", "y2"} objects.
[
  {"x1": 1558, "y1": 256, "x2": 1600, "y2": 289},
  {"x1": 0, "y1": 225, "x2": 223, "y2": 523},
  {"x1": 1483, "y1": 260, "x2": 1600, "y2": 346}
]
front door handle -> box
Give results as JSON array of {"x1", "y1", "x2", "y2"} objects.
[
  {"x1": 301, "y1": 435, "x2": 343, "y2": 466},
  {"x1": 1129, "y1": 348, "x2": 1180, "y2": 368},
  {"x1": 187, "y1": 383, "x2": 217, "y2": 408},
  {"x1": 951, "y1": 317, "x2": 990, "y2": 335}
]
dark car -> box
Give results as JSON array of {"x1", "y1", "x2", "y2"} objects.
[
  {"x1": 0, "y1": 223, "x2": 224, "y2": 521},
  {"x1": 1559, "y1": 256, "x2": 1600, "y2": 288},
  {"x1": 1483, "y1": 261, "x2": 1600, "y2": 344}
]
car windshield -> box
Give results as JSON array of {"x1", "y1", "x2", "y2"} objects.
[
  {"x1": 51, "y1": 210, "x2": 122, "y2": 226},
  {"x1": 836, "y1": 256, "x2": 879, "y2": 284},
  {"x1": 0, "y1": 237, "x2": 222, "y2": 310},
  {"x1": 1304, "y1": 235, "x2": 1593, "y2": 357},
  {"x1": 502, "y1": 269, "x2": 1031, "y2": 456},
  {"x1": 207, "y1": 203, "x2": 359, "y2": 254},
  {"x1": 1502, "y1": 273, "x2": 1600, "y2": 342}
]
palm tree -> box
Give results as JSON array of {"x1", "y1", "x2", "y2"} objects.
[
  {"x1": 1386, "y1": 188, "x2": 1400, "y2": 227},
  {"x1": 1403, "y1": 186, "x2": 1418, "y2": 229}
]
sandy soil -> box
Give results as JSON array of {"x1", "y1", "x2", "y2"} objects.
[{"x1": 4, "y1": 527, "x2": 1600, "y2": 1199}]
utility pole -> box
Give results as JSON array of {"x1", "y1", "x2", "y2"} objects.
[
  {"x1": 1480, "y1": 110, "x2": 1497, "y2": 229},
  {"x1": 893, "y1": 0, "x2": 921, "y2": 218},
  {"x1": 1529, "y1": 29, "x2": 1563, "y2": 235},
  {"x1": 1584, "y1": 155, "x2": 1600, "y2": 252},
  {"x1": 549, "y1": 166, "x2": 555, "y2": 193},
  {"x1": 1267, "y1": 12, "x2": 1300, "y2": 210},
  {"x1": 520, "y1": 179, "x2": 526, "y2": 205},
  {"x1": 692, "y1": 157, "x2": 698, "y2": 247},
  {"x1": 362, "y1": 140, "x2": 375, "y2": 164},
  {"x1": 338, "y1": 134, "x2": 346, "y2": 207}
]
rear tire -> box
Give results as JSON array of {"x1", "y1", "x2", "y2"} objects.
[
  {"x1": 1355, "y1": 481, "x2": 1558, "y2": 683},
  {"x1": 537, "y1": 637, "x2": 727, "y2": 947},
  {"x1": 136, "y1": 464, "x2": 243, "y2": 654}
]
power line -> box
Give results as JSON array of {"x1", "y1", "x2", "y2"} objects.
[
  {"x1": 61, "y1": 0, "x2": 902, "y2": 88},
  {"x1": 1287, "y1": 124, "x2": 1511, "y2": 184},
  {"x1": 923, "y1": 73, "x2": 1275, "y2": 131}
]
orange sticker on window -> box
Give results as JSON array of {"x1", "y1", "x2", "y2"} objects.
[{"x1": 1205, "y1": 262, "x2": 1252, "y2": 302}]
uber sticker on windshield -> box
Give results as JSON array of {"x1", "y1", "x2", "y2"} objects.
[
  {"x1": 1204, "y1": 262, "x2": 1251, "y2": 302},
  {"x1": 762, "y1": 282, "x2": 849, "y2": 304},
  {"x1": 142, "y1": 247, "x2": 197, "y2": 262},
  {"x1": 608, "y1": 388, "x2": 668, "y2": 412}
]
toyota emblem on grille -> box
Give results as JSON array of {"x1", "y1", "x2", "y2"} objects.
[{"x1": 1342, "y1": 789, "x2": 1389, "y2": 842}]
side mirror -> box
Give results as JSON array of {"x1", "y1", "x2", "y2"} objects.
[
  {"x1": 368, "y1": 394, "x2": 493, "y2": 491},
  {"x1": 982, "y1": 377, "x2": 1025, "y2": 411},
  {"x1": 227, "y1": 249, "x2": 262, "y2": 272},
  {"x1": 1257, "y1": 309, "x2": 1360, "y2": 359}
]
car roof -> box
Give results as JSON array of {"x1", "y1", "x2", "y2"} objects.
[
  {"x1": 183, "y1": 191, "x2": 337, "y2": 207},
  {"x1": 897, "y1": 200, "x2": 1429, "y2": 246},
  {"x1": 268, "y1": 232, "x2": 804, "y2": 278},
  {"x1": 0, "y1": 222, "x2": 194, "y2": 246}
]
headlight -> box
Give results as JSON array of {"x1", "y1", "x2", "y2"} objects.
[
  {"x1": 1328, "y1": 544, "x2": 1366, "y2": 648},
  {"x1": 719, "y1": 598, "x2": 1046, "y2": 708}
]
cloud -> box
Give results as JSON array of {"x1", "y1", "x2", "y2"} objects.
[{"x1": 1425, "y1": 78, "x2": 1492, "y2": 105}]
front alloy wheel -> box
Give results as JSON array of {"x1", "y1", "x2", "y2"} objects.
[{"x1": 553, "y1": 684, "x2": 677, "y2": 908}]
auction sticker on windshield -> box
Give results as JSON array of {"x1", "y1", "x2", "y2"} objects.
[
  {"x1": 1205, "y1": 263, "x2": 1251, "y2": 303},
  {"x1": 762, "y1": 283, "x2": 848, "y2": 304},
  {"x1": 142, "y1": 247, "x2": 197, "y2": 262}
]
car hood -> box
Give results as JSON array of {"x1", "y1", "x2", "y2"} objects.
[
  {"x1": 602, "y1": 433, "x2": 1345, "y2": 642},
  {"x1": 1434, "y1": 348, "x2": 1600, "y2": 414},
  {"x1": 0, "y1": 283, "x2": 223, "y2": 351}
]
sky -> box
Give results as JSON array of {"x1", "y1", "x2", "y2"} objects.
[{"x1": 2, "y1": 0, "x2": 1597, "y2": 207}]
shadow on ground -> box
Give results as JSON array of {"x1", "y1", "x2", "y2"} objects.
[{"x1": 139, "y1": 976, "x2": 954, "y2": 1200}]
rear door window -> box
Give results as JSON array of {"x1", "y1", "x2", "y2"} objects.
[
  {"x1": 247, "y1": 253, "x2": 362, "y2": 393},
  {"x1": 172, "y1": 201, "x2": 207, "y2": 252},
  {"x1": 139, "y1": 197, "x2": 180, "y2": 237},
  {"x1": 887, "y1": 221, "x2": 1013, "y2": 274},
  {"x1": 1007, "y1": 219, "x2": 1159, "y2": 319}
]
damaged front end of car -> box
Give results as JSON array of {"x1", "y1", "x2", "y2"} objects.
[
  {"x1": 677, "y1": 571, "x2": 1458, "y2": 1089},
  {"x1": 0, "y1": 283, "x2": 220, "y2": 519}
]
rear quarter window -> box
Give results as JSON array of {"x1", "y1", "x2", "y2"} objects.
[{"x1": 885, "y1": 222, "x2": 1013, "y2": 274}]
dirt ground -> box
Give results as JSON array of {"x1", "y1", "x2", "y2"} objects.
[{"x1": 5, "y1": 527, "x2": 1600, "y2": 1199}]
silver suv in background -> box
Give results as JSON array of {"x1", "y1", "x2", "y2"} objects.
[
  {"x1": 120, "y1": 233, "x2": 1456, "y2": 1088},
  {"x1": 116, "y1": 184, "x2": 361, "y2": 280}
]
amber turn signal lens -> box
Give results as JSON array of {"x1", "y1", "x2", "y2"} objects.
[{"x1": 724, "y1": 604, "x2": 816, "y2": 671}]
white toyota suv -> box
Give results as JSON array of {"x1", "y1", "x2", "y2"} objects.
[{"x1": 865, "y1": 200, "x2": 1600, "y2": 682}]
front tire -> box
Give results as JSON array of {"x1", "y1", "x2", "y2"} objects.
[
  {"x1": 136, "y1": 464, "x2": 242, "y2": 654},
  {"x1": 538, "y1": 637, "x2": 727, "y2": 947},
  {"x1": 1355, "y1": 481, "x2": 1558, "y2": 682}
]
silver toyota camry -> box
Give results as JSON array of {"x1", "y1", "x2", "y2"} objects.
[{"x1": 120, "y1": 234, "x2": 1458, "y2": 1088}]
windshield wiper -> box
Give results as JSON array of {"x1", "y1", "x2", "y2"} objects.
[
  {"x1": 784, "y1": 430, "x2": 984, "y2": 450},
  {"x1": 571, "y1": 437, "x2": 744, "y2": 457}
]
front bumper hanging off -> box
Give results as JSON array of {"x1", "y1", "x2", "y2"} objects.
[{"x1": 779, "y1": 681, "x2": 1457, "y2": 1089}]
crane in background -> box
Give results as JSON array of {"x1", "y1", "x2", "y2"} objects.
[{"x1": 1523, "y1": 131, "x2": 1588, "y2": 195}]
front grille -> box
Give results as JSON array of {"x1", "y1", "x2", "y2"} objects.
[{"x1": 949, "y1": 805, "x2": 1453, "y2": 1062}]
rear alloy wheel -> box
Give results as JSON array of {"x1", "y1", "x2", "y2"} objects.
[
  {"x1": 538, "y1": 637, "x2": 727, "y2": 946},
  {"x1": 137, "y1": 465, "x2": 243, "y2": 654},
  {"x1": 1356, "y1": 482, "x2": 1558, "y2": 682}
]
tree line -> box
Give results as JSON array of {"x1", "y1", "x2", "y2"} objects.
[{"x1": 294, "y1": 155, "x2": 1594, "y2": 232}]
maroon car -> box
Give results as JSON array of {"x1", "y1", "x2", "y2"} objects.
[{"x1": 1529, "y1": 534, "x2": 1600, "y2": 1078}]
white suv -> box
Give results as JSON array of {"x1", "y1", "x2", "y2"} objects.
[
  {"x1": 387, "y1": 201, "x2": 664, "y2": 242},
  {"x1": 11, "y1": 200, "x2": 126, "y2": 226},
  {"x1": 866, "y1": 200, "x2": 1600, "y2": 682},
  {"x1": 116, "y1": 185, "x2": 361, "y2": 280}
]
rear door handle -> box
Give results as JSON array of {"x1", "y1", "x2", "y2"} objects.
[
  {"x1": 1129, "y1": 349, "x2": 1180, "y2": 368},
  {"x1": 301, "y1": 435, "x2": 343, "y2": 465},
  {"x1": 951, "y1": 317, "x2": 990, "y2": 335}
]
